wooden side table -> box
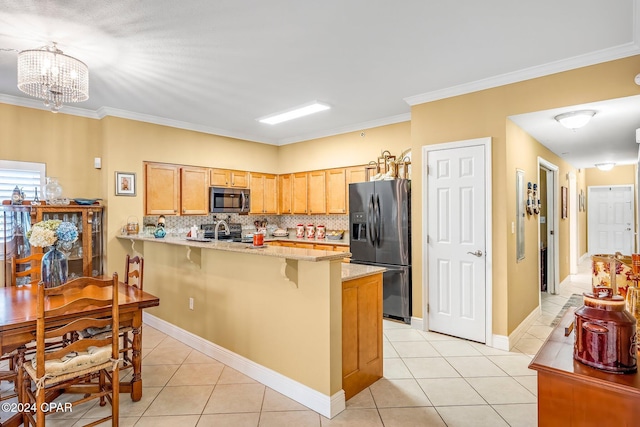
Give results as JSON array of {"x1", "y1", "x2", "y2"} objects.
[{"x1": 529, "y1": 308, "x2": 640, "y2": 426}]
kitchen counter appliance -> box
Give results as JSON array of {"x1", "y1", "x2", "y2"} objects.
[
  {"x1": 349, "y1": 179, "x2": 411, "y2": 323},
  {"x1": 209, "y1": 187, "x2": 250, "y2": 214}
]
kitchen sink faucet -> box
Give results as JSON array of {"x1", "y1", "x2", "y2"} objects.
[{"x1": 214, "y1": 220, "x2": 230, "y2": 241}]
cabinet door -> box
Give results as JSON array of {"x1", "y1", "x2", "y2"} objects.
[
  {"x1": 35, "y1": 206, "x2": 104, "y2": 278},
  {"x1": 263, "y1": 174, "x2": 278, "y2": 214},
  {"x1": 181, "y1": 166, "x2": 209, "y2": 215},
  {"x1": 279, "y1": 174, "x2": 292, "y2": 214},
  {"x1": 345, "y1": 166, "x2": 366, "y2": 213},
  {"x1": 326, "y1": 168, "x2": 347, "y2": 214},
  {"x1": 230, "y1": 170, "x2": 249, "y2": 188},
  {"x1": 210, "y1": 168, "x2": 230, "y2": 187},
  {"x1": 145, "y1": 163, "x2": 180, "y2": 215},
  {"x1": 249, "y1": 172, "x2": 265, "y2": 214},
  {"x1": 308, "y1": 170, "x2": 326, "y2": 214},
  {"x1": 292, "y1": 173, "x2": 308, "y2": 214}
]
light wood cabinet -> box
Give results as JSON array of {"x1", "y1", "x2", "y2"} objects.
[
  {"x1": 145, "y1": 163, "x2": 180, "y2": 215},
  {"x1": 345, "y1": 165, "x2": 366, "y2": 213},
  {"x1": 34, "y1": 205, "x2": 104, "y2": 279},
  {"x1": 308, "y1": 171, "x2": 326, "y2": 214},
  {"x1": 210, "y1": 168, "x2": 248, "y2": 188},
  {"x1": 181, "y1": 166, "x2": 209, "y2": 215},
  {"x1": 279, "y1": 174, "x2": 292, "y2": 214},
  {"x1": 292, "y1": 172, "x2": 308, "y2": 214},
  {"x1": 145, "y1": 162, "x2": 208, "y2": 216},
  {"x1": 326, "y1": 168, "x2": 347, "y2": 214},
  {"x1": 342, "y1": 272, "x2": 383, "y2": 400},
  {"x1": 249, "y1": 172, "x2": 278, "y2": 214}
]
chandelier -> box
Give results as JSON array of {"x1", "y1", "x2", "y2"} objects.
[{"x1": 17, "y1": 42, "x2": 89, "y2": 112}]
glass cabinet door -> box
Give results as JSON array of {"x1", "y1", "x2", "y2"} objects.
[
  {"x1": 2, "y1": 204, "x2": 33, "y2": 286},
  {"x1": 37, "y1": 205, "x2": 104, "y2": 279}
]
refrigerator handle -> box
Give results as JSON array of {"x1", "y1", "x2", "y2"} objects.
[
  {"x1": 368, "y1": 194, "x2": 375, "y2": 245},
  {"x1": 375, "y1": 194, "x2": 381, "y2": 246}
]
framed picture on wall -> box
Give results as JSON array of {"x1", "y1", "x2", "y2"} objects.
[
  {"x1": 561, "y1": 186, "x2": 568, "y2": 218},
  {"x1": 115, "y1": 172, "x2": 136, "y2": 196}
]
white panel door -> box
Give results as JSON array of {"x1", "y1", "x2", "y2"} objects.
[
  {"x1": 588, "y1": 186, "x2": 634, "y2": 255},
  {"x1": 427, "y1": 145, "x2": 486, "y2": 342}
]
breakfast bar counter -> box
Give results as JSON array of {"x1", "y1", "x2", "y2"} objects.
[{"x1": 115, "y1": 234, "x2": 376, "y2": 418}]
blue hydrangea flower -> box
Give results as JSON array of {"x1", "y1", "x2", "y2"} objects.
[{"x1": 56, "y1": 221, "x2": 79, "y2": 244}]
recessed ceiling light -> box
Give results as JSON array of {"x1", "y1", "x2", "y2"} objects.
[
  {"x1": 257, "y1": 101, "x2": 330, "y2": 125},
  {"x1": 595, "y1": 162, "x2": 615, "y2": 171},
  {"x1": 554, "y1": 110, "x2": 596, "y2": 130}
]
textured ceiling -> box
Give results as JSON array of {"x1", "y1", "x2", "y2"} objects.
[{"x1": 0, "y1": 1, "x2": 639, "y2": 167}]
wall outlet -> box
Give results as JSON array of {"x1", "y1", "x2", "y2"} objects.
[{"x1": 189, "y1": 297, "x2": 194, "y2": 310}]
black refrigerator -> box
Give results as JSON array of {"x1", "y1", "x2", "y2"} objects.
[{"x1": 349, "y1": 179, "x2": 411, "y2": 323}]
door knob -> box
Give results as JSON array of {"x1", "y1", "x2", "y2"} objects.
[{"x1": 467, "y1": 250, "x2": 483, "y2": 257}]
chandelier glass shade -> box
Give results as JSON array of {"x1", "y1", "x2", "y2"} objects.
[{"x1": 17, "y1": 43, "x2": 88, "y2": 112}]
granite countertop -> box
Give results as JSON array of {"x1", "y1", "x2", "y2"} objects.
[
  {"x1": 117, "y1": 234, "x2": 349, "y2": 262},
  {"x1": 261, "y1": 229, "x2": 349, "y2": 246},
  {"x1": 341, "y1": 263, "x2": 386, "y2": 281}
]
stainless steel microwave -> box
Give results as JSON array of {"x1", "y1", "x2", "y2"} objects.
[{"x1": 209, "y1": 187, "x2": 250, "y2": 214}]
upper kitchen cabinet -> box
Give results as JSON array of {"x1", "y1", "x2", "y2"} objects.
[
  {"x1": 292, "y1": 172, "x2": 308, "y2": 214},
  {"x1": 181, "y1": 166, "x2": 209, "y2": 215},
  {"x1": 326, "y1": 168, "x2": 346, "y2": 214},
  {"x1": 145, "y1": 162, "x2": 180, "y2": 215},
  {"x1": 345, "y1": 165, "x2": 366, "y2": 212},
  {"x1": 279, "y1": 174, "x2": 292, "y2": 214},
  {"x1": 144, "y1": 162, "x2": 209, "y2": 215},
  {"x1": 210, "y1": 168, "x2": 249, "y2": 188},
  {"x1": 249, "y1": 172, "x2": 278, "y2": 214},
  {"x1": 308, "y1": 170, "x2": 327, "y2": 214}
]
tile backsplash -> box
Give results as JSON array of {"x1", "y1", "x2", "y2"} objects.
[{"x1": 143, "y1": 214, "x2": 349, "y2": 234}]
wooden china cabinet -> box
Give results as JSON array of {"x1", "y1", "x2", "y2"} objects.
[
  {"x1": 2, "y1": 202, "x2": 104, "y2": 285},
  {"x1": 32, "y1": 204, "x2": 104, "y2": 280}
]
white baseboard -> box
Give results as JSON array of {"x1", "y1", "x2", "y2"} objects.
[
  {"x1": 143, "y1": 313, "x2": 345, "y2": 418},
  {"x1": 502, "y1": 305, "x2": 542, "y2": 351},
  {"x1": 491, "y1": 334, "x2": 509, "y2": 351},
  {"x1": 410, "y1": 316, "x2": 424, "y2": 330}
]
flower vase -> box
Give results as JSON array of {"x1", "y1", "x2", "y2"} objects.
[{"x1": 41, "y1": 246, "x2": 68, "y2": 288}]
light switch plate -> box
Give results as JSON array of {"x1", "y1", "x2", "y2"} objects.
[{"x1": 94, "y1": 157, "x2": 101, "y2": 169}]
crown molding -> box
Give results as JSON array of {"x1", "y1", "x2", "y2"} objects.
[
  {"x1": 95, "y1": 106, "x2": 276, "y2": 145},
  {"x1": 404, "y1": 42, "x2": 640, "y2": 107},
  {"x1": 275, "y1": 113, "x2": 411, "y2": 146},
  {"x1": 0, "y1": 94, "x2": 100, "y2": 119}
]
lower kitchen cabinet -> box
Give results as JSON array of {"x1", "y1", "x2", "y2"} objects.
[{"x1": 342, "y1": 272, "x2": 383, "y2": 400}]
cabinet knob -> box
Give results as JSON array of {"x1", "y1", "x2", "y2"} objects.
[{"x1": 174, "y1": 210, "x2": 177, "y2": 213}]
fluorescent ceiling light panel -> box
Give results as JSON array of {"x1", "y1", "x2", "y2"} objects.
[{"x1": 258, "y1": 101, "x2": 330, "y2": 125}]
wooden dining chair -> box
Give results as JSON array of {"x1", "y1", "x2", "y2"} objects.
[
  {"x1": 121, "y1": 255, "x2": 144, "y2": 369},
  {"x1": 19, "y1": 275, "x2": 120, "y2": 427},
  {"x1": 10, "y1": 252, "x2": 43, "y2": 287},
  {"x1": 1, "y1": 253, "x2": 44, "y2": 402}
]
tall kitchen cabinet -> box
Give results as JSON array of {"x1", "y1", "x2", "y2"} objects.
[
  {"x1": 2, "y1": 203, "x2": 104, "y2": 285},
  {"x1": 144, "y1": 162, "x2": 209, "y2": 215}
]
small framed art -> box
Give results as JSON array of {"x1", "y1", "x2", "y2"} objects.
[{"x1": 115, "y1": 172, "x2": 136, "y2": 196}]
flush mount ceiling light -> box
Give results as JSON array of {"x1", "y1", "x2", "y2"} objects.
[
  {"x1": 554, "y1": 110, "x2": 596, "y2": 130},
  {"x1": 257, "y1": 101, "x2": 330, "y2": 125},
  {"x1": 17, "y1": 42, "x2": 89, "y2": 113},
  {"x1": 595, "y1": 163, "x2": 615, "y2": 171}
]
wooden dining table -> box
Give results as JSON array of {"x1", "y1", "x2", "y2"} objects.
[{"x1": 0, "y1": 280, "x2": 160, "y2": 427}]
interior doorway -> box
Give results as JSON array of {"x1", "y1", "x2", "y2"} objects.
[{"x1": 538, "y1": 158, "x2": 559, "y2": 295}]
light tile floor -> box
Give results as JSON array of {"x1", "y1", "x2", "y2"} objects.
[{"x1": 1, "y1": 261, "x2": 592, "y2": 426}]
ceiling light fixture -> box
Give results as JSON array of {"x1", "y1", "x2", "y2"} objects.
[
  {"x1": 554, "y1": 110, "x2": 596, "y2": 130},
  {"x1": 595, "y1": 163, "x2": 615, "y2": 171},
  {"x1": 257, "y1": 101, "x2": 330, "y2": 125},
  {"x1": 17, "y1": 42, "x2": 89, "y2": 113}
]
